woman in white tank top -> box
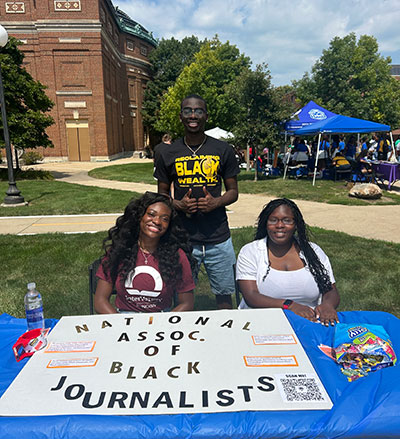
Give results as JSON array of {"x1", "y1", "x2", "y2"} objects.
[{"x1": 236, "y1": 198, "x2": 340, "y2": 326}]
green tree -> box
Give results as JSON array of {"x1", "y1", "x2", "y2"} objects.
[
  {"x1": 293, "y1": 33, "x2": 400, "y2": 128},
  {"x1": 142, "y1": 36, "x2": 203, "y2": 132},
  {"x1": 0, "y1": 37, "x2": 54, "y2": 153},
  {"x1": 155, "y1": 36, "x2": 251, "y2": 136},
  {"x1": 226, "y1": 64, "x2": 293, "y2": 179}
]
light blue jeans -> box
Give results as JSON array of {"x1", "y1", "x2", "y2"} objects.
[{"x1": 192, "y1": 237, "x2": 236, "y2": 296}]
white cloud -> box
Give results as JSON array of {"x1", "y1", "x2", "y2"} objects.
[{"x1": 115, "y1": 0, "x2": 400, "y2": 85}]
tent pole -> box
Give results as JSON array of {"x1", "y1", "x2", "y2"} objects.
[
  {"x1": 283, "y1": 134, "x2": 289, "y2": 179},
  {"x1": 312, "y1": 133, "x2": 322, "y2": 186},
  {"x1": 389, "y1": 131, "x2": 394, "y2": 149},
  {"x1": 389, "y1": 131, "x2": 395, "y2": 160}
]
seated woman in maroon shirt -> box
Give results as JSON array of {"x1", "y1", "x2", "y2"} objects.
[{"x1": 95, "y1": 192, "x2": 195, "y2": 313}]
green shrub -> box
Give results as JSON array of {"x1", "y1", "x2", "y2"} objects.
[{"x1": 21, "y1": 150, "x2": 44, "y2": 165}]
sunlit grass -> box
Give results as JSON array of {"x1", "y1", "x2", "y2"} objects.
[
  {"x1": 89, "y1": 162, "x2": 400, "y2": 205},
  {"x1": 0, "y1": 180, "x2": 138, "y2": 216},
  {"x1": 2, "y1": 227, "x2": 399, "y2": 319}
]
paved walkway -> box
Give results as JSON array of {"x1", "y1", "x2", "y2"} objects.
[{"x1": 1, "y1": 158, "x2": 399, "y2": 243}]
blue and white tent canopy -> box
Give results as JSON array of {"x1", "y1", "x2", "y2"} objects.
[
  {"x1": 284, "y1": 101, "x2": 337, "y2": 133},
  {"x1": 294, "y1": 114, "x2": 390, "y2": 135}
]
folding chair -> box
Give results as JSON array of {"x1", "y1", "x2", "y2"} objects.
[
  {"x1": 333, "y1": 166, "x2": 352, "y2": 182},
  {"x1": 233, "y1": 264, "x2": 242, "y2": 308},
  {"x1": 350, "y1": 160, "x2": 373, "y2": 183}
]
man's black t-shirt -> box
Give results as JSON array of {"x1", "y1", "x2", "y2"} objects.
[{"x1": 154, "y1": 136, "x2": 240, "y2": 245}]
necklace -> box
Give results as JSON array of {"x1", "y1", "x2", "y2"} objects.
[
  {"x1": 183, "y1": 135, "x2": 207, "y2": 157},
  {"x1": 139, "y1": 246, "x2": 152, "y2": 265}
]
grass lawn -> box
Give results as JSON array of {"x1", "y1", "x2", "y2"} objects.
[
  {"x1": 89, "y1": 162, "x2": 400, "y2": 205},
  {"x1": 0, "y1": 180, "x2": 138, "y2": 216},
  {"x1": 2, "y1": 227, "x2": 399, "y2": 319},
  {"x1": 89, "y1": 162, "x2": 157, "y2": 185}
]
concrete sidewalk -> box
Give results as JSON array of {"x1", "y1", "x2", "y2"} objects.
[{"x1": 1, "y1": 158, "x2": 399, "y2": 243}]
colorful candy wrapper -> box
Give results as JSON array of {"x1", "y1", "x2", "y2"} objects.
[
  {"x1": 12, "y1": 328, "x2": 50, "y2": 362},
  {"x1": 334, "y1": 323, "x2": 397, "y2": 382}
]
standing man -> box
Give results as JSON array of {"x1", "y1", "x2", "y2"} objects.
[{"x1": 154, "y1": 94, "x2": 239, "y2": 309}]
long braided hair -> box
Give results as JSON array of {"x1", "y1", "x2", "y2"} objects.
[
  {"x1": 101, "y1": 192, "x2": 195, "y2": 290},
  {"x1": 255, "y1": 198, "x2": 332, "y2": 295}
]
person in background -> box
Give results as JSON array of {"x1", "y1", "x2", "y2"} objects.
[
  {"x1": 395, "y1": 138, "x2": 400, "y2": 163},
  {"x1": 345, "y1": 136, "x2": 357, "y2": 160},
  {"x1": 330, "y1": 135, "x2": 339, "y2": 157},
  {"x1": 95, "y1": 192, "x2": 195, "y2": 314},
  {"x1": 338, "y1": 135, "x2": 346, "y2": 154},
  {"x1": 154, "y1": 94, "x2": 240, "y2": 310},
  {"x1": 292, "y1": 137, "x2": 309, "y2": 164},
  {"x1": 357, "y1": 136, "x2": 370, "y2": 160},
  {"x1": 236, "y1": 198, "x2": 340, "y2": 326},
  {"x1": 331, "y1": 150, "x2": 351, "y2": 178},
  {"x1": 376, "y1": 133, "x2": 390, "y2": 161},
  {"x1": 153, "y1": 133, "x2": 172, "y2": 163},
  {"x1": 317, "y1": 135, "x2": 330, "y2": 170}
]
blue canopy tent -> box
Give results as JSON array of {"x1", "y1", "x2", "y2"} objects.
[
  {"x1": 282, "y1": 102, "x2": 337, "y2": 178},
  {"x1": 294, "y1": 114, "x2": 391, "y2": 185},
  {"x1": 294, "y1": 114, "x2": 390, "y2": 135},
  {"x1": 284, "y1": 101, "x2": 337, "y2": 133}
]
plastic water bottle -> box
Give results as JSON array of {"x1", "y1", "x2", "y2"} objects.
[{"x1": 24, "y1": 282, "x2": 44, "y2": 330}]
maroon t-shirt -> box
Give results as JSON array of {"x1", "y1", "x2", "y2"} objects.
[{"x1": 96, "y1": 249, "x2": 195, "y2": 313}]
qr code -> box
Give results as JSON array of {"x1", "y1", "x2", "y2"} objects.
[{"x1": 278, "y1": 376, "x2": 324, "y2": 402}]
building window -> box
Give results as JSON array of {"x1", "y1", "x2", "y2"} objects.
[
  {"x1": 390, "y1": 65, "x2": 400, "y2": 76},
  {"x1": 129, "y1": 81, "x2": 136, "y2": 101},
  {"x1": 127, "y1": 40, "x2": 134, "y2": 51},
  {"x1": 140, "y1": 46, "x2": 147, "y2": 56}
]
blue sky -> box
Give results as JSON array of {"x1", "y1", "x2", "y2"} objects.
[{"x1": 114, "y1": 0, "x2": 400, "y2": 86}]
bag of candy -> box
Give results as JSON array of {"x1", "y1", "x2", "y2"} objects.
[{"x1": 334, "y1": 323, "x2": 397, "y2": 382}]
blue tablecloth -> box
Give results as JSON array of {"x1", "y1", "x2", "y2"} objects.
[{"x1": 1, "y1": 311, "x2": 400, "y2": 439}]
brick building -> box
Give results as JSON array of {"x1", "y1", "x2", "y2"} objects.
[
  {"x1": 1, "y1": 0, "x2": 157, "y2": 161},
  {"x1": 391, "y1": 65, "x2": 400, "y2": 81}
]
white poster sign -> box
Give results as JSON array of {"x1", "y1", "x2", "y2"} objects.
[{"x1": 0, "y1": 309, "x2": 332, "y2": 415}]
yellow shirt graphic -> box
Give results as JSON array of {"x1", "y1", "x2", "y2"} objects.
[{"x1": 175, "y1": 155, "x2": 220, "y2": 188}]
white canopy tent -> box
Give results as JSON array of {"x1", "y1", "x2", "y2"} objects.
[{"x1": 205, "y1": 127, "x2": 234, "y2": 140}]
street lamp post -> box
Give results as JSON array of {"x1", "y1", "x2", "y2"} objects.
[{"x1": 0, "y1": 24, "x2": 24, "y2": 205}]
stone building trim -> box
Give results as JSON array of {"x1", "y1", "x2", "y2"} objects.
[
  {"x1": 54, "y1": 1, "x2": 81, "y2": 12},
  {"x1": 64, "y1": 101, "x2": 87, "y2": 108},
  {"x1": 56, "y1": 91, "x2": 93, "y2": 96},
  {"x1": 5, "y1": 2, "x2": 25, "y2": 13},
  {"x1": 59, "y1": 37, "x2": 82, "y2": 43}
]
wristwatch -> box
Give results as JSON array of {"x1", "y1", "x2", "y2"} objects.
[{"x1": 282, "y1": 299, "x2": 293, "y2": 310}]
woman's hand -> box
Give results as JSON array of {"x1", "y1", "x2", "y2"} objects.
[
  {"x1": 172, "y1": 291, "x2": 194, "y2": 312},
  {"x1": 315, "y1": 303, "x2": 339, "y2": 326},
  {"x1": 315, "y1": 285, "x2": 340, "y2": 326},
  {"x1": 289, "y1": 302, "x2": 317, "y2": 321}
]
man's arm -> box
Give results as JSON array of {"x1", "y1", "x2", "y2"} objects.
[{"x1": 197, "y1": 176, "x2": 238, "y2": 213}]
